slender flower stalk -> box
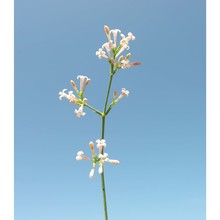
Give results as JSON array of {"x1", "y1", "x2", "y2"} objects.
[
  {"x1": 100, "y1": 64, "x2": 115, "y2": 220},
  {"x1": 59, "y1": 25, "x2": 140, "y2": 220}
]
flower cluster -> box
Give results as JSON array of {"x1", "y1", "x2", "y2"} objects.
[
  {"x1": 76, "y1": 140, "x2": 120, "y2": 179},
  {"x1": 96, "y1": 25, "x2": 141, "y2": 69},
  {"x1": 59, "y1": 75, "x2": 90, "y2": 117},
  {"x1": 114, "y1": 88, "x2": 129, "y2": 103},
  {"x1": 103, "y1": 88, "x2": 130, "y2": 115}
]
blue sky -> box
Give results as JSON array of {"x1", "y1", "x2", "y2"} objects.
[{"x1": 15, "y1": 0, "x2": 206, "y2": 220}]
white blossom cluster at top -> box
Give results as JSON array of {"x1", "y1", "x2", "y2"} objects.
[{"x1": 96, "y1": 25, "x2": 141, "y2": 69}]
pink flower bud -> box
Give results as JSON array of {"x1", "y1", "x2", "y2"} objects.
[
  {"x1": 132, "y1": 62, "x2": 141, "y2": 66},
  {"x1": 110, "y1": 160, "x2": 120, "y2": 164},
  {"x1": 104, "y1": 25, "x2": 111, "y2": 42}
]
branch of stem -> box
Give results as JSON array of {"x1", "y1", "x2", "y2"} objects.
[{"x1": 84, "y1": 103, "x2": 102, "y2": 116}]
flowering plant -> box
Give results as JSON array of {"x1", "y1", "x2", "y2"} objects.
[{"x1": 59, "y1": 25, "x2": 140, "y2": 220}]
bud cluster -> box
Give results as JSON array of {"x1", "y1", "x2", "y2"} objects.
[
  {"x1": 59, "y1": 75, "x2": 90, "y2": 117},
  {"x1": 96, "y1": 25, "x2": 141, "y2": 69},
  {"x1": 76, "y1": 140, "x2": 120, "y2": 179}
]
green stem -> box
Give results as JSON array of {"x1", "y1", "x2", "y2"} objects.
[
  {"x1": 101, "y1": 116, "x2": 108, "y2": 220},
  {"x1": 102, "y1": 116, "x2": 105, "y2": 142},
  {"x1": 100, "y1": 64, "x2": 115, "y2": 220},
  {"x1": 104, "y1": 64, "x2": 114, "y2": 113},
  {"x1": 84, "y1": 103, "x2": 102, "y2": 116},
  {"x1": 105, "y1": 103, "x2": 114, "y2": 116}
]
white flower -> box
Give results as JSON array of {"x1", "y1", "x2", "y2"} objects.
[
  {"x1": 77, "y1": 151, "x2": 84, "y2": 156},
  {"x1": 98, "y1": 166, "x2": 103, "y2": 174},
  {"x1": 127, "y1": 32, "x2": 136, "y2": 41},
  {"x1": 76, "y1": 154, "x2": 83, "y2": 160},
  {"x1": 115, "y1": 32, "x2": 136, "y2": 58},
  {"x1": 76, "y1": 155, "x2": 83, "y2": 160},
  {"x1": 119, "y1": 34, "x2": 130, "y2": 49},
  {"x1": 120, "y1": 59, "x2": 131, "y2": 69},
  {"x1": 116, "y1": 46, "x2": 129, "y2": 59},
  {"x1": 98, "y1": 153, "x2": 108, "y2": 159},
  {"x1": 96, "y1": 48, "x2": 108, "y2": 59},
  {"x1": 59, "y1": 89, "x2": 67, "y2": 100},
  {"x1": 77, "y1": 75, "x2": 91, "y2": 93},
  {"x1": 102, "y1": 40, "x2": 115, "y2": 51},
  {"x1": 120, "y1": 32, "x2": 135, "y2": 45},
  {"x1": 121, "y1": 88, "x2": 129, "y2": 96},
  {"x1": 115, "y1": 88, "x2": 129, "y2": 103},
  {"x1": 59, "y1": 89, "x2": 78, "y2": 103},
  {"x1": 97, "y1": 26, "x2": 138, "y2": 62},
  {"x1": 110, "y1": 29, "x2": 121, "y2": 45},
  {"x1": 96, "y1": 139, "x2": 107, "y2": 148},
  {"x1": 121, "y1": 59, "x2": 141, "y2": 69},
  {"x1": 76, "y1": 151, "x2": 91, "y2": 160},
  {"x1": 76, "y1": 140, "x2": 119, "y2": 179},
  {"x1": 59, "y1": 89, "x2": 68, "y2": 100},
  {"x1": 74, "y1": 105, "x2": 86, "y2": 118},
  {"x1": 89, "y1": 168, "x2": 95, "y2": 179},
  {"x1": 102, "y1": 41, "x2": 115, "y2": 57},
  {"x1": 98, "y1": 153, "x2": 120, "y2": 165},
  {"x1": 105, "y1": 158, "x2": 120, "y2": 164},
  {"x1": 68, "y1": 91, "x2": 75, "y2": 99}
]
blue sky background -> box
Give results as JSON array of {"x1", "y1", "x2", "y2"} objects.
[{"x1": 15, "y1": 0, "x2": 206, "y2": 220}]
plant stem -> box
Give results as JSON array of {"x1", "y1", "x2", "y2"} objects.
[
  {"x1": 84, "y1": 103, "x2": 102, "y2": 116},
  {"x1": 100, "y1": 64, "x2": 115, "y2": 220},
  {"x1": 104, "y1": 65, "x2": 114, "y2": 113},
  {"x1": 101, "y1": 116, "x2": 108, "y2": 220},
  {"x1": 102, "y1": 116, "x2": 105, "y2": 142}
]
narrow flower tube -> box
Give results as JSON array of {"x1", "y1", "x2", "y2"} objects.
[
  {"x1": 83, "y1": 78, "x2": 91, "y2": 92},
  {"x1": 74, "y1": 105, "x2": 86, "y2": 118},
  {"x1": 121, "y1": 88, "x2": 129, "y2": 96},
  {"x1": 98, "y1": 166, "x2": 103, "y2": 174},
  {"x1": 110, "y1": 29, "x2": 121, "y2": 46},
  {"x1": 76, "y1": 151, "x2": 91, "y2": 160},
  {"x1": 102, "y1": 42, "x2": 112, "y2": 57},
  {"x1": 96, "y1": 48, "x2": 109, "y2": 59},
  {"x1": 120, "y1": 59, "x2": 141, "y2": 69},
  {"x1": 89, "y1": 168, "x2": 95, "y2": 179},
  {"x1": 77, "y1": 75, "x2": 90, "y2": 93},
  {"x1": 106, "y1": 159, "x2": 120, "y2": 164},
  {"x1": 115, "y1": 88, "x2": 129, "y2": 103},
  {"x1": 78, "y1": 75, "x2": 85, "y2": 92},
  {"x1": 115, "y1": 44, "x2": 129, "y2": 58}
]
